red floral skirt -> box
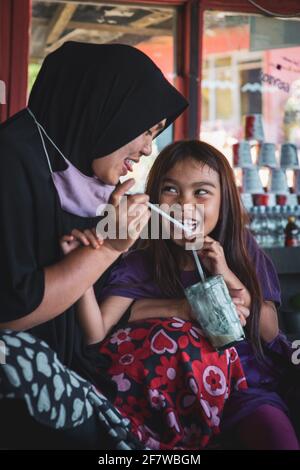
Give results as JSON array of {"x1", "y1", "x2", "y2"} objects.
[{"x1": 98, "y1": 317, "x2": 247, "y2": 449}]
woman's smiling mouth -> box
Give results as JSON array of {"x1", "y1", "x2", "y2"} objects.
[{"x1": 123, "y1": 158, "x2": 139, "y2": 173}]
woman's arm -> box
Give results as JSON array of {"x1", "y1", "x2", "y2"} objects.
[
  {"x1": 0, "y1": 180, "x2": 150, "y2": 331},
  {"x1": 76, "y1": 290, "x2": 134, "y2": 344},
  {"x1": 0, "y1": 242, "x2": 120, "y2": 331}
]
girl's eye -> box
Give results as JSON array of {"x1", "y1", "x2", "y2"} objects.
[
  {"x1": 195, "y1": 189, "x2": 209, "y2": 197},
  {"x1": 146, "y1": 129, "x2": 153, "y2": 136},
  {"x1": 162, "y1": 185, "x2": 178, "y2": 194}
]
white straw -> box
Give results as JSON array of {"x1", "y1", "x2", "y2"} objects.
[
  {"x1": 125, "y1": 195, "x2": 206, "y2": 281},
  {"x1": 124, "y1": 193, "x2": 193, "y2": 234},
  {"x1": 192, "y1": 249, "x2": 206, "y2": 283},
  {"x1": 147, "y1": 202, "x2": 206, "y2": 282},
  {"x1": 147, "y1": 201, "x2": 194, "y2": 236}
]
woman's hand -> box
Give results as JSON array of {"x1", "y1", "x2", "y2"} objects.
[
  {"x1": 60, "y1": 228, "x2": 103, "y2": 255},
  {"x1": 99, "y1": 179, "x2": 151, "y2": 254},
  {"x1": 61, "y1": 180, "x2": 151, "y2": 257}
]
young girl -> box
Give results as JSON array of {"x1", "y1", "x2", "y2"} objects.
[{"x1": 62, "y1": 140, "x2": 299, "y2": 450}]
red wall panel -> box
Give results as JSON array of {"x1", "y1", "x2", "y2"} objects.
[{"x1": 0, "y1": 0, "x2": 31, "y2": 122}]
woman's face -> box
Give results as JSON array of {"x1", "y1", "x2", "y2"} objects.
[
  {"x1": 92, "y1": 119, "x2": 166, "y2": 185},
  {"x1": 159, "y1": 157, "x2": 221, "y2": 248}
]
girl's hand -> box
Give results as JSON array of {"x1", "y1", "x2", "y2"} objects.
[
  {"x1": 198, "y1": 239, "x2": 252, "y2": 310},
  {"x1": 198, "y1": 236, "x2": 230, "y2": 277},
  {"x1": 60, "y1": 228, "x2": 104, "y2": 255},
  {"x1": 229, "y1": 288, "x2": 250, "y2": 327}
]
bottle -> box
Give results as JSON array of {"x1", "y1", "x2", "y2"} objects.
[
  {"x1": 286, "y1": 205, "x2": 293, "y2": 218},
  {"x1": 284, "y1": 216, "x2": 299, "y2": 247},
  {"x1": 266, "y1": 206, "x2": 276, "y2": 247},
  {"x1": 274, "y1": 205, "x2": 285, "y2": 247},
  {"x1": 294, "y1": 205, "x2": 300, "y2": 245},
  {"x1": 249, "y1": 206, "x2": 261, "y2": 244},
  {"x1": 258, "y1": 205, "x2": 268, "y2": 247}
]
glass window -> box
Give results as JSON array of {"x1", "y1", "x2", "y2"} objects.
[{"x1": 201, "y1": 11, "x2": 300, "y2": 164}]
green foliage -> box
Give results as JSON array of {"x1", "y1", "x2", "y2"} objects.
[{"x1": 28, "y1": 63, "x2": 41, "y2": 93}]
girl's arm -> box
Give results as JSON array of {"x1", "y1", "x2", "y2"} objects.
[
  {"x1": 129, "y1": 298, "x2": 192, "y2": 322},
  {"x1": 219, "y1": 259, "x2": 279, "y2": 341},
  {"x1": 199, "y1": 236, "x2": 280, "y2": 339},
  {"x1": 58, "y1": 226, "x2": 135, "y2": 344},
  {"x1": 130, "y1": 298, "x2": 278, "y2": 342},
  {"x1": 259, "y1": 300, "x2": 279, "y2": 343},
  {"x1": 76, "y1": 287, "x2": 105, "y2": 344},
  {"x1": 76, "y1": 289, "x2": 134, "y2": 344},
  {"x1": 199, "y1": 235, "x2": 251, "y2": 308},
  {"x1": 130, "y1": 295, "x2": 250, "y2": 326}
]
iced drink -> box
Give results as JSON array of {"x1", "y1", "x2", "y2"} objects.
[{"x1": 185, "y1": 275, "x2": 245, "y2": 350}]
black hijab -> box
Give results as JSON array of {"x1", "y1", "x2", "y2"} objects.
[{"x1": 28, "y1": 41, "x2": 188, "y2": 175}]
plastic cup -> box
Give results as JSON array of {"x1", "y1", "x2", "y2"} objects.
[
  {"x1": 276, "y1": 194, "x2": 288, "y2": 206},
  {"x1": 242, "y1": 168, "x2": 264, "y2": 194},
  {"x1": 245, "y1": 114, "x2": 264, "y2": 141},
  {"x1": 280, "y1": 143, "x2": 300, "y2": 169},
  {"x1": 293, "y1": 170, "x2": 300, "y2": 195},
  {"x1": 268, "y1": 168, "x2": 289, "y2": 194},
  {"x1": 253, "y1": 193, "x2": 269, "y2": 206},
  {"x1": 233, "y1": 141, "x2": 253, "y2": 168},
  {"x1": 185, "y1": 275, "x2": 245, "y2": 351},
  {"x1": 258, "y1": 143, "x2": 277, "y2": 168}
]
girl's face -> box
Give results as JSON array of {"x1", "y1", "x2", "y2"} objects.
[
  {"x1": 92, "y1": 120, "x2": 166, "y2": 185},
  {"x1": 159, "y1": 157, "x2": 221, "y2": 248}
]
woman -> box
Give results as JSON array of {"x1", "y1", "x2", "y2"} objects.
[{"x1": 0, "y1": 41, "x2": 188, "y2": 448}]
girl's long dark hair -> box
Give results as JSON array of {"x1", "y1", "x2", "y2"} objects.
[{"x1": 143, "y1": 140, "x2": 264, "y2": 359}]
